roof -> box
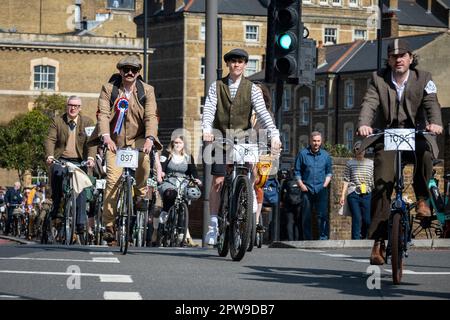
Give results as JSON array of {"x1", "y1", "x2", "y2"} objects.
[
  {"x1": 441, "y1": 0, "x2": 450, "y2": 8},
  {"x1": 318, "y1": 32, "x2": 443, "y2": 74},
  {"x1": 383, "y1": 0, "x2": 448, "y2": 28}
]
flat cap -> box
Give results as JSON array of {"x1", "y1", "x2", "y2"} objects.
[
  {"x1": 116, "y1": 55, "x2": 142, "y2": 69},
  {"x1": 224, "y1": 48, "x2": 249, "y2": 62},
  {"x1": 388, "y1": 39, "x2": 412, "y2": 55}
]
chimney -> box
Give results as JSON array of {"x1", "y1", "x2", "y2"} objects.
[
  {"x1": 165, "y1": 0, "x2": 185, "y2": 13},
  {"x1": 382, "y1": 0, "x2": 399, "y2": 38},
  {"x1": 316, "y1": 41, "x2": 326, "y2": 67}
]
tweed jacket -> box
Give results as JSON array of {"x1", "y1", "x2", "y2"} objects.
[
  {"x1": 45, "y1": 113, "x2": 96, "y2": 160},
  {"x1": 358, "y1": 68, "x2": 442, "y2": 158},
  {"x1": 90, "y1": 80, "x2": 161, "y2": 150}
]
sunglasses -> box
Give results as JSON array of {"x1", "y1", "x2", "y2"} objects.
[{"x1": 122, "y1": 67, "x2": 140, "y2": 74}]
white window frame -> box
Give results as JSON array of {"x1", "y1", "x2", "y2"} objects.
[
  {"x1": 244, "y1": 56, "x2": 261, "y2": 77},
  {"x1": 244, "y1": 24, "x2": 260, "y2": 43},
  {"x1": 344, "y1": 122, "x2": 354, "y2": 151},
  {"x1": 282, "y1": 87, "x2": 291, "y2": 111},
  {"x1": 299, "y1": 97, "x2": 310, "y2": 125},
  {"x1": 303, "y1": 0, "x2": 312, "y2": 3},
  {"x1": 324, "y1": 27, "x2": 337, "y2": 45},
  {"x1": 332, "y1": 0, "x2": 342, "y2": 6},
  {"x1": 200, "y1": 22, "x2": 205, "y2": 40},
  {"x1": 353, "y1": 29, "x2": 367, "y2": 41},
  {"x1": 315, "y1": 82, "x2": 326, "y2": 109},
  {"x1": 320, "y1": 0, "x2": 329, "y2": 5},
  {"x1": 344, "y1": 80, "x2": 354, "y2": 109},
  {"x1": 349, "y1": 0, "x2": 358, "y2": 7},
  {"x1": 200, "y1": 57, "x2": 205, "y2": 79},
  {"x1": 30, "y1": 57, "x2": 59, "y2": 91}
]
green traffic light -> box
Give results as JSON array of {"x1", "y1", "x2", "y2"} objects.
[{"x1": 278, "y1": 34, "x2": 292, "y2": 50}]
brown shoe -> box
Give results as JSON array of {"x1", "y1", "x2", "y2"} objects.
[
  {"x1": 380, "y1": 240, "x2": 386, "y2": 261},
  {"x1": 416, "y1": 200, "x2": 431, "y2": 218},
  {"x1": 370, "y1": 241, "x2": 385, "y2": 265}
]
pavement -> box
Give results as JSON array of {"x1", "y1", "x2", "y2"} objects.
[{"x1": 2, "y1": 234, "x2": 450, "y2": 249}]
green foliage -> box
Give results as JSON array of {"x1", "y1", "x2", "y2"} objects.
[
  {"x1": 0, "y1": 94, "x2": 65, "y2": 182},
  {"x1": 34, "y1": 93, "x2": 67, "y2": 118},
  {"x1": 323, "y1": 142, "x2": 353, "y2": 158}
]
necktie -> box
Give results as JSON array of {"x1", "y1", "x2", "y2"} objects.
[{"x1": 69, "y1": 120, "x2": 76, "y2": 131}]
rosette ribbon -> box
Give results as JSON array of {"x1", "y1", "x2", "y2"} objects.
[{"x1": 113, "y1": 97, "x2": 129, "y2": 134}]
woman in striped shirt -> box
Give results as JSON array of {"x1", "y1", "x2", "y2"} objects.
[{"x1": 339, "y1": 141, "x2": 374, "y2": 239}]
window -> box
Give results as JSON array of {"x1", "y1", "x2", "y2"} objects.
[
  {"x1": 299, "y1": 135, "x2": 309, "y2": 149},
  {"x1": 344, "y1": 80, "x2": 354, "y2": 108},
  {"x1": 303, "y1": 0, "x2": 311, "y2": 3},
  {"x1": 245, "y1": 25, "x2": 259, "y2": 42},
  {"x1": 283, "y1": 88, "x2": 291, "y2": 111},
  {"x1": 349, "y1": 0, "x2": 358, "y2": 7},
  {"x1": 299, "y1": 97, "x2": 310, "y2": 125},
  {"x1": 344, "y1": 123, "x2": 354, "y2": 151},
  {"x1": 315, "y1": 82, "x2": 326, "y2": 109},
  {"x1": 200, "y1": 57, "x2": 205, "y2": 79},
  {"x1": 245, "y1": 59, "x2": 259, "y2": 77},
  {"x1": 200, "y1": 22, "x2": 205, "y2": 40},
  {"x1": 324, "y1": 28, "x2": 337, "y2": 45},
  {"x1": 320, "y1": 0, "x2": 328, "y2": 5},
  {"x1": 34, "y1": 65, "x2": 56, "y2": 90},
  {"x1": 354, "y1": 29, "x2": 367, "y2": 40},
  {"x1": 107, "y1": 0, "x2": 135, "y2": 10},
  {"x1": 332, "y1": 0, "x2": 341, "y2": 6}
]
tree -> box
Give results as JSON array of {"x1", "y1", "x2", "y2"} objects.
[{"x1": 0, "y1": 94, "x2": 66, "y2": 184}]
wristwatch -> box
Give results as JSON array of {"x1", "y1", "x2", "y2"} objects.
[{"x1": 146, "y1": 136, "x2": 155, "y2": 141}]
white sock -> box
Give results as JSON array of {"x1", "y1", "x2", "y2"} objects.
[
  {"x1": 153, "y1": 217, "x2": 159, "y2": 230},
  {"x1": 252, "y1": 190, "x2": 257, "y2": 214},
  {"x1": 210, "y1": 215, "x2": 218, "y2": 229}
]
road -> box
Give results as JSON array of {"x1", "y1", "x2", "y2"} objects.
[{"x1": 1, "y1": 241, "x2": 450, "y2": 301}]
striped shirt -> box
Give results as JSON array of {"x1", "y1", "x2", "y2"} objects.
[
  {"x1": 202, "y1": 77, "x2": 279, "y2": 137},
  {"x1": 343, "y1": 158, "x2": 374, "y2": 194}
]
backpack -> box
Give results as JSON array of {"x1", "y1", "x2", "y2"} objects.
[
  {"x1": 263, "y1": 178, "x2": 280, "y2": 206},
  {"x1": 284, "y1": 178, "x2": 302, "y2": 206},
  {"x1": 108, "y1": 73, "x2": 146, "y2": 109}
]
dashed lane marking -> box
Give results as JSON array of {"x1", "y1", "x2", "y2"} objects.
[
  {"x1": 0, "y1": 295, "x2": 20, "y2": 299},
  {"x1": 320, "y1": 253, "x2": 352, "y2": 258},
  {"x1": 384, "y1": 269, "x2": 450, "y2": 275},
  {"x1": 103, "y1": 291, "x2": 142, "y2": 300},
  {"x1": 0, "y1": 270, "x2": 132, "y2": 282},
  {"x1": 0, "y1": 257, "x2": 119, "y2": 263},
  {"x1": 344, "y1": 258, "x2": 370, "y2": 263},
  {"x1": 89, "y1": 251, "x2": 113, "y2": 255}
]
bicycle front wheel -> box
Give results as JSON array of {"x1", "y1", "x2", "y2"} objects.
[
  {"x1": 64, "y1": 195, "x2": 76, "y2": 245},
  {"x1": 230, "y1": 176, "x2": 253, "y2": 261},
  {"x1": 118, "y1": 178, "x2": 132, "y2": 254},
  {"x1": 391, "y1": 213, "x2": 404, "y2": 284},
  {"x1": 217, "y1": 183, "x2": 230, "y2": 257}
]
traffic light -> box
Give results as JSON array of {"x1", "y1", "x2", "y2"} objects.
[{"x1": 273, "y1": 0, "x2": 302, "y2": 79}]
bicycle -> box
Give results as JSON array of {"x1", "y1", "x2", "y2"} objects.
[
  {"x1": 159, "y1": 174, "x2": 200, "y2": 247},
  {"x1": 213, "y1": 137, "x2": 261, "y2": 261},
  {"x1": 409, "y1": 160, "x2": 450, "y2": 239},
  {"x1": 132, "y1": 149, "x2": 158, "y2": 247},
  {"x1": 92, "y1": 178, "x2": 106, "y2": 245},
  {"x1": 363, "y1": 128, "x2": 434, "y2": 284},
  {"x1": 41, "y1": 159, "x2": 90, "y2": 245}
]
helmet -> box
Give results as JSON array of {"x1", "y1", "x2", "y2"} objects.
[{"x1": 185, "y1": 185, "x2": 201, "y2": 200}]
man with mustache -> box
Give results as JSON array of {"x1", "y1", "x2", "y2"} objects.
[
  {"x1": 94, "y1": 55, "x2": 161, "y2": 245},
  {"x1": 357, "y1": 39, "x2": 443, "y2": 265}
]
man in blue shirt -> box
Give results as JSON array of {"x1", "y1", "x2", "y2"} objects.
[{"x1": 294, "y1": 131, "x2": 332, "y2": 240}]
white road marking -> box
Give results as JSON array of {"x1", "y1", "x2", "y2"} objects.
[
  {"x1": 320, "y1": 253, "x2": 352, "y2": 258},
  {"x1": 99, "y1": 275, "x2": 133, "y2": 283},
  {"x1": 0, "y1": 270, "x2": 132, "y2": 282},
  {"x1": 103, "y1": 291, "x2": 142, "y2": 300},
  {"x1": 89, "y1": 251, "x2": 113, "y2": 255},
  {"x1": 296, "y1": 249, "x2": 325, "y2": 253},
  {"x1": 384, "y1": 269, "x2": 450, "y2": 275},
  {"x1": 0, "y1": 257, "x2": 119, "y2": 263},
  {"x1": 345, "y1": 258, "x2": 371, "y2": 263},
  {"x1": 0, "y1": 295, "x2": 20, "y2": 299}
]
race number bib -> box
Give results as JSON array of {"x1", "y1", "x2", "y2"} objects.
[
  {"x1": 95, "y1": 179, "x2": 107, "y2": 190},
  {"x1": 384, "y1": 128, "x2": 415, "y2": 151},
  {"x1": 116, "y1": 149, "x2": 139, "y2": 168},
  {"x1": 233, "y1": 143, "x2": 259, "y2": 164}
]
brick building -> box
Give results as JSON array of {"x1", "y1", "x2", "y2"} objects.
[{"x1": 0, "y1": 0, "x2": 147, "y2": 185}]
